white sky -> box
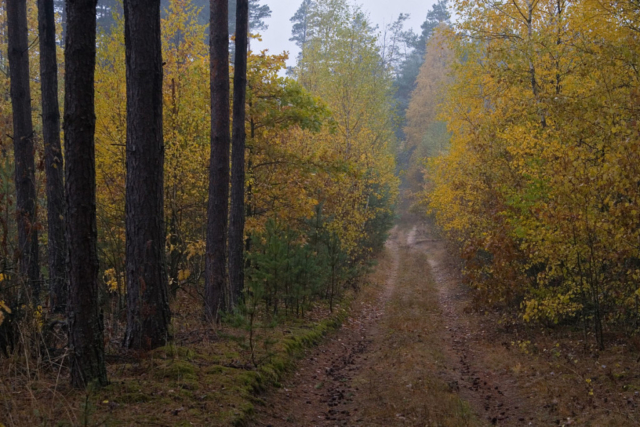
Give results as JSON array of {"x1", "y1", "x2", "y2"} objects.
[{"x1": 253, "y1": 0, "x2": 439, "y2": 68}]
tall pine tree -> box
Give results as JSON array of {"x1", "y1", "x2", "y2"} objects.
[
  {"x1": 228, "y1": 0, "x2": 270, "y2": 34},
  {"x1": 393, "y1": 0, "x2": 450, "y2": 134},
  {"x1": 7, "y1": 0, "x2": 39, "y2": 296},
  {"x1": 205, "y1": 0, "x2": 231, "y2": 320},
  {"x1": 64, "y1": 0, "x2": 108, "y2": 387},
  {"x1": 37, "y1": 0, "x2": 66, "y2": 313},
  {"x1": 229, "y1": 0, "x2": 249, "y2": 306},
  {"x1": 123, "y1": 0, "x2": 171, "y2": 350},
  {"x1": 290, "y1": 0, "x2": 313, "y2": 48}
]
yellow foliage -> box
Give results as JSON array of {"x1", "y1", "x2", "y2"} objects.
[
  {"x1": 34, "y1": 305, "x2": 43, "y2": 331},
  {"x1": 92, "y1": 0, "x2": 397, "y2": 290},
  {"x1": 0, "y1": 300, "x2": 10, "y2": 328},
  {"x1": 103, "y1": 268, "x2": 119, "y2": 293},
  {"x1": 177, "y1": 269, "x2": 191, "y2": 282},
  {"x1": 0, "y1": 300, "x2": 10, "y2": 313},
  {"x1": 422, "y1": 0, "x2": 640, "y2": 343},
  {"x1": 404, "y1": 25, "x2": 453, "y2": 151},
  {"x1": 294, "y1": 0, "x2": 399, "y2": 255},
  {"x1": 403, "y1": 26, "x2": 454, "y2": 197},
  {"x1": 186, "y1": 241, "x2": 205, "y2": 261}
]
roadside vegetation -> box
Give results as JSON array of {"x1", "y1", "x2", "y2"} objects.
[
  {"x1": 0, "y1": 0, "x2": 397, "y2": 423},
  {"x1": 411, "y1": 0, "x2": 640, "y2": 351}
]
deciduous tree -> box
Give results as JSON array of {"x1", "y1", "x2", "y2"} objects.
[{"x1": 425, "y1": 0, "x2": 640, "y2": 348}]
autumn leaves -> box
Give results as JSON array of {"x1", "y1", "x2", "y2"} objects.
[{"x1": 422, "y1": 0, "x2": 640, "y2": 348}]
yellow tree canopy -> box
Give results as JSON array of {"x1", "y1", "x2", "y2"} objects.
[
  {"x1": 404, "y1": 24, "x2": 453, "y2": 152},
  {"x1": 422, "y1": 0, "x2": 640, "y2": 346}
]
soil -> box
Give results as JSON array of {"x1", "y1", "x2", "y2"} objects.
[
  {"x1": 6, "y1": 221, "x2": 639, "y2": 425},
  {"x1": 252, "y1": 224, "x2": 405, "y2": 427},
  {"x1": 250, "y1": 221, "x2": 531, "y2": 426},
  {"x1": 251, "y1": 219, "x2": 640, "y2": 427}
]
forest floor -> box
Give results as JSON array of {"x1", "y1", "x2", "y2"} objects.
[
  {"x1": 3, "y1": 218, "x2": 640, "y2": 426},
  {"x1": 251, "y1": 218, "x2": 640, "y2": 427}
]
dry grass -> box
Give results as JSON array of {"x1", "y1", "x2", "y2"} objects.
[
  {"x1": 0, "y1": 291, "x2": 350, "y2": 426},
  {"x1": 411, "y1": 216, "x2": 640, "y2": 426},
  {"x1": 349, "y1": 237, "x2": 481, "y2": 426},
  {"x1": 479, "y1": 317, "x2": 640, "y2": 426}
]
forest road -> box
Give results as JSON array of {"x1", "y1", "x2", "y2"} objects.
[{"x1": 251, "y1": 220, "x2": 540, "y2": 426}]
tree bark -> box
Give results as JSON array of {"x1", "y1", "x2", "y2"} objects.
[
  {"x1": 7, "y1": 0, "x2": 39, "y2": 296},
  {"x1": 204, "y1": 0, "x2": 231, "y2": 321},
  {"x1": 64, "y1": 0, "x2": 108, "y2": 387},
  {"x1": 228, "y1": 0, "x2": 248, "y2": 307},
  {"x1": 38, "y1": 0, "x2": 66, "y2": 314},
  {"x1": 123, "y1": 0, "x2": 171, "y2": 350}
]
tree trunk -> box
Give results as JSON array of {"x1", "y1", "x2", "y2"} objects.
[
  {"x1": 63, "y1": 0, "x2": 108, "y2": 388},
  {"x1": 228, "y1": 0, "x2": 248, "y2": 306},
  {"x1": 204, "y1": 0, "x2": 231, "y2": 321},
  {"x1": 38, "y1": 0, "x2": 66, "y2": 314},
  {"x1": 123, "y1": 0, "x2": 171, "y2": 350},
  {"x1": 7, "y1": 0, "x2": 39, "y2": 296}
]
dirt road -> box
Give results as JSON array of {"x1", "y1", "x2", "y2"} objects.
[{"x1": 251, "y1": 221, "x2": 545, "y2": 426}]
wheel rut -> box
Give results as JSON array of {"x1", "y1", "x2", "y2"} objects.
[{"x1": 251, "y1": 221, "x2": 537, "y2": 426}]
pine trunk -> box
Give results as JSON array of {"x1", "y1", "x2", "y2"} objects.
[
  {"x1": 123, "y1": 0, "x2": 171, "y2": 350},
  {"x1": 228, "y1": 0, "x2": 248, "y2": 306},
  {"x1": 37, "y1": 0, "x2": 66, "y2": 314},
  {"x1": 63, "y1": 0, "x2": 108, "y2": 388},
  {"x1": 7, "y1": 0, "x2": 39, "y2": 295},
  {"x1": 204, "y1": 0, "x2": 231, "y2": 320}
]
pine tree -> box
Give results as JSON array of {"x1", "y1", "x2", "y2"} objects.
[
  {"x1": 416, "y1": 0, "x2": 449, "y2": 56},
  {"x1": 228, "y1": 0, "x2": 270, "y2": 34},
  {"x1": 393, "y1": 0, "x2": 450, "y2": 134},
  {"x1": 64, "y1": 0, "x2": 108, "y2": 387},
  {"x1": 205, "y1": 0, "x2": 231, "y2": 320},
  {"x1": 229, "y1": 0, "x2": 249, "y2": 306},
  {"x1": 7, "y1": 0, "x2": 39, "y2": 296},
  {"x1": 123, "y1": 0, "x2": 171, "y2": 350},
  {"x1": 290, "y1": 0, "x2": 314, "y2": 49},
  {"x1": 404, "y1": 26, "x2": 452, "y2": 151},
  {"x1": 37, "y1": 0, "x2": 66, "y2": 313}
]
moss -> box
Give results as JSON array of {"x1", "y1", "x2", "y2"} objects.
[
  {"x1": 118, "y1": 381, "x2": 143, "y2": 393},
  {"x1": 229, "y1": 400, "x2": 256, "y2": 427},
  {"x1": 176, "y1": 379, "x2": 200, "y2": 391},
  {"x1": 238, "y1": 370, "x2": 261, "y2": 388},
  {"x1": 203, "y1": 364, "x2": 228, "y2": 375},
  {"x1": 47, "y1": 297, "x2": 354, "y2": 426},
  {"x1": 154, "y1": 359, "x2": 197, "y2": 381},
  {"x1": 154, "y1": 344, "x2": 197, "y2": 360},
  {"x1": 100, "y1": 380, "x2": 153, "y2": 406},
  {"x1": 176, "y1": 388, "x2": 196, "y2": 400},
  {"x1": 229, "y1": 301, "x2": 350, "y2": 426}
]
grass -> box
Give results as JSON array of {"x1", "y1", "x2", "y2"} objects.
[
  {"x1": 0, "y1": 293, "x2": 351, "y2": 426},
  {"x1": 7, "y1": 217, "x2": 640, "y2": 426},
  {"x1": 348, "y1": 234, "x2": 482, "y2": 426},
  {"x1": 408, "y1": 216, "x2": 640, "y2": 426}
]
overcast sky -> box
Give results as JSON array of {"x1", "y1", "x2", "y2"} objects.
[{"x1": 253, "y1": 0, "x2": 439, "y2": 68}]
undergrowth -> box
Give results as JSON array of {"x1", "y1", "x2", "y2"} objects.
[{"x1": 0, "y1": 292, "x2": 351, "y2": 426}]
